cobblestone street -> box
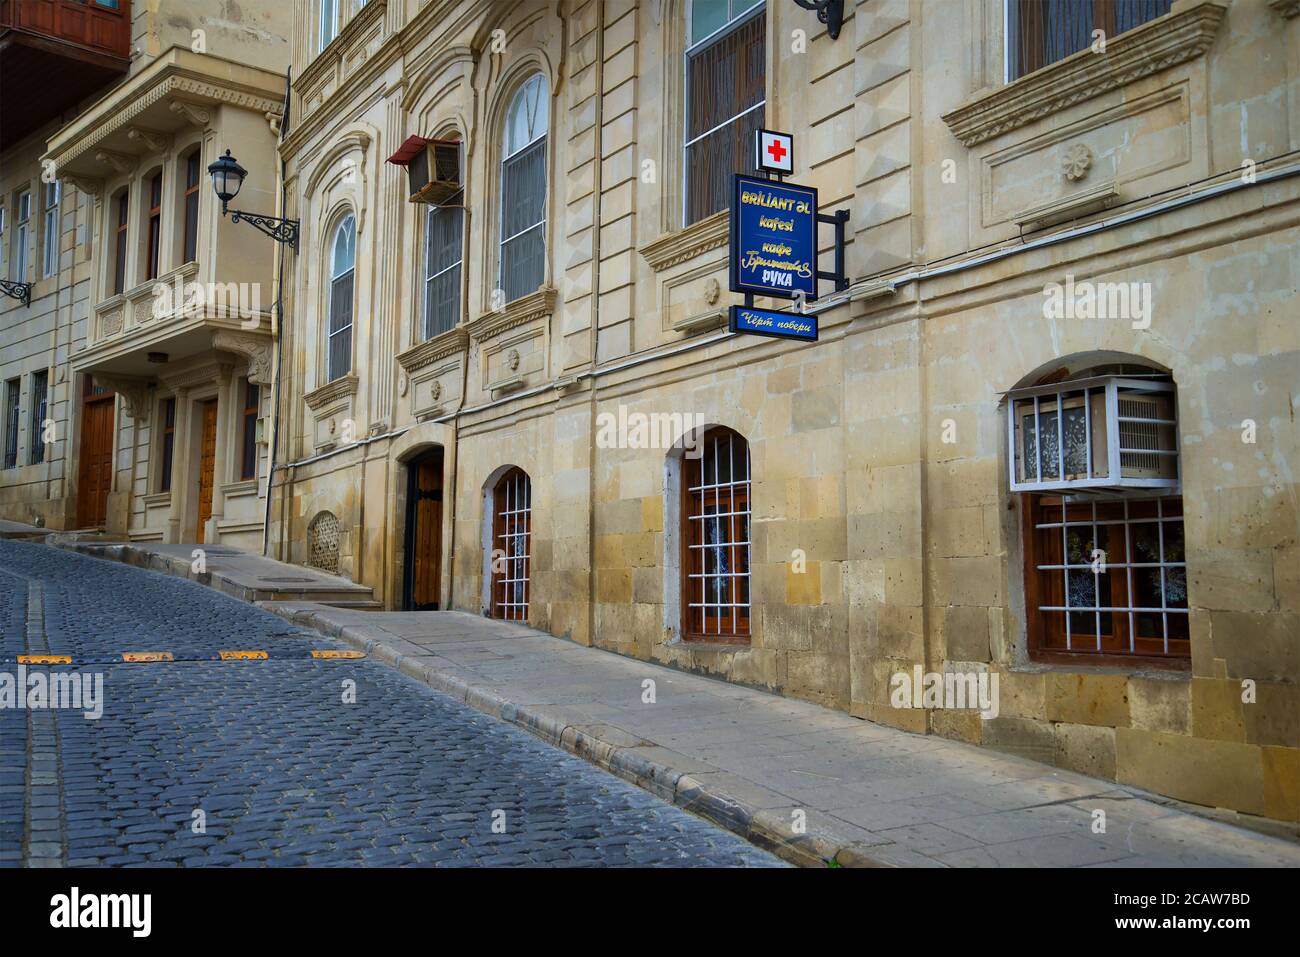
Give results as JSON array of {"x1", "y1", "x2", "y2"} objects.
[{"x1": 0, "y1": 540, "x2": 782, "y2": 867}]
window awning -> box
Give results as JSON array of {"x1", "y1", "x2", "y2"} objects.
[{"x1": 386, "y1": 135, "x2": 430, "y2": 166}]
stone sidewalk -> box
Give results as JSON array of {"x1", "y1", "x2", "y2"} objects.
[
  {"x1": 261, "y1": 602, "x2": 1299, "y2": 868},
  {"x1": 25, "y1": 531, "x2": 1300, "y2": 867}
]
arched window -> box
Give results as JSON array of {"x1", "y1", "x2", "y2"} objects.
[
  {"x1": 1010, "y1": 363, "x2": 1187, "y2": 662},
  {"x1": 111, "y1": 187, "x2": 129, "y2": 294},
  {"x1": 682, "y1": 427, "x2": 751, "y2": 640},
  {"x1": 327, "y1": 214, "x2": 355, "y2": 381},
  {"x1": 490, "y1": 467, "x2": 531, "y2": 621},
  {"x1": 499, "y1": 74, "x2": 548, "y2": 303},
  {"x1": 424, "y1": 141, "x2": 464, "y2": 339}
]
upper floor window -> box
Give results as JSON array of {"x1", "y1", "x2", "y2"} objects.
[
  {"x1": 1007, "y1": 0, "x2": 1172, "y2": 80},
  {"x1": 327, "y1": 214, "x2": 355, "y2": 382},
  {"x1": 12, "y1": 189, "x2": 30, "y2": 282},
  {"x1": 182, "y1": 150, "x2": 201, "y2": 264},
  {"x1": 41, "y1": 182, "x2": 60, "y2": 278},
  {"x1": 319, "y1": 0, "x2": 338, "y2": 51},
  {"x1": 500, "y1": 74, "x2": 548, "y2": 304},
  {"x1": 112, "y1": 189, "x2": 129, "y2": 294},
  {"x1": 684, "y1": 0, "x2": 765, "y2": 225},
  {"x1": 145, "y1": 172, "x2": 163, "y2": 281},
  {"x1": 682, "y1": 426, "x2": 752, "y2": 641},
  {"x1": 424, "y1": 178, "x2": 464, "y2": 339}
]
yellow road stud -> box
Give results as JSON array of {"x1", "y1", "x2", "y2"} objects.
[
  {"x1": 218, "y1": 650, "x2": 269, "y2": 660},
  {"x1": 122, "y1": 652, "x2": 175, "y2": 663},
  {"x1": 17, "y1": 654, "x2": 73, "y2": 665},
  {"x1": 311, "y1": 650, "x2": 366, "y2": 659}
]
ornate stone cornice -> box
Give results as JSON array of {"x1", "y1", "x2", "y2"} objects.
[
  {"x1": 45, "y1": 61, "x2": 285, "y2": 172},
  {"x1": 941, "y1": 2, "x2": 1227, "y2": 147},
  {"x1": 1269, "y1": 0, "x2": 1299, "y2": 18},
  {"x1": 304, "y1": 373, "x2": 359, "y2": 412},
  {"x1": 212, "y1": 331, "x2": 273, "y2": 386},
  {"x1": 95, "y1": 149, "x2": 137, "y2": 175},
  {"x1": 396, "y1": 326, "x2": 469, "y2": 374},
  {"x1": 640, "y1": 210, "x2": 730, "y2": 272},
  {"x1": 94, "y1": 375, "x2": 152, "y2": 423},
  {"x1": 467, "y1": 285, "x2": 557, "y2": 342},
  {"x1": 126, "y1": 126, "x2": 171, "y2": 153},
  {"x1": 169, "y1": 98, "x2": 211, "y2": 128}
]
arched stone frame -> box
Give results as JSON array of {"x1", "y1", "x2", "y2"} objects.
[
  {"x1": 405, "y1": 45, "x2": 477, "y2": 349},
  {"x1": 663, "y1": 418, "x2": 756, "y2": 644},
  {"x1": 389, "y1": 427, "x2": 454, "y2": 611},
  {"x1": 323, "y1": 209, "x2": 358, "y2": 382},
  {"x1": 998, "y1": 349, "x2": 1187, "y2": 668},
  {"x1": 302, "y1": 126, "x2": 375, "y2": 392},
  {"x1": 472, "y1": 6, "x2": 561, "y2": 312},
  {"x1": 480, "y1": 462, "x2": 533, "y2": 618}
]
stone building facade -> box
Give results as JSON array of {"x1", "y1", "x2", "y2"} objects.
[{"x1": 0, "y1": 1, "x2": 290, "y2": 549}]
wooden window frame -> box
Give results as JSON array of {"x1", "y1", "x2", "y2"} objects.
[
  {"x1": 489, "y1": 467, "x2": 531, "y2": 621},
  {"x1": 145, "y1": 172, "x2": 163, "y2": 281},
  {"x1": 113, "y1": 189, "x2": 129, "y2": 294},
  {"x1": 182, "y1": 150, "x2": 201, "y2": 265},
  {"x1": 681, "y1": 427, "x2": 752, "y2": 642},
  {"x1": 1008, "y1": 0, "x2": 1172, "y2": 81},
  {"x1": 240, "y1": 382, "x2": 259, "y2": 480},
  {"x1": 159, "y1": 396, "x2": 176, "y2": 492},
  {"x1": 1023, "y1": 492, "x2": 1189, "y2": 668},
  {"x1": 683, "y1": 0, "x2": 766, "y2": 226}
]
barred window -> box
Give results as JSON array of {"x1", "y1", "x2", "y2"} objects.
[
  {"x1": 327, "y1": 214, "x2": 355, "y2": 382},
  {"x1": 682, "y1": 427, "x2": 751, "y2": 640},
  {"x1": 490, "y1": 467, "x2": 531, "y2": 621},
  {"x1": 500, "y1": 74, "x2": 548, "y2": 304},
  {"x1": 28, "y1": 370, "x2": 47, "y2": 465},
  {"x1": 159, "y1": 397, "x2": 176, "y2": 492},
  {"x1": 3, "y1": 378, "x2": 19, "y2": 470},
  {"x1": 1008, "y1": 0, "x2": 1171, "y2": 81},
  {"x1": 1025, "y1": 494, "x2": 1188, "y2": 660},
  {"x1": 684, "y1": 0, "x2": 765, "y2": 225},
  {"x1": 424, "y1": 173, "x2": 463, "y2": 340}
]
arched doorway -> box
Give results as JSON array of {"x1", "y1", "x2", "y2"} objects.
[{"x1": 403, "y1": 446, "x2": 444, "y2": 610}]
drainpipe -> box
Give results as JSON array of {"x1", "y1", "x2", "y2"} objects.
[{"x1": 261, "y1": 67, "x2": 292, "y2": 557}]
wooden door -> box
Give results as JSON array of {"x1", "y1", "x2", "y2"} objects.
[
  {"x1": 195, "y1": 400, "x2": 218, "y2": 543},
  {"x1": 76, "y1": 389, "x2": 116, "y2": 528},
  {"x1": 405, "y1": 452, "x2": 443, "y2": 610}
]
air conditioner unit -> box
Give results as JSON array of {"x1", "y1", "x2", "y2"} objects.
[
  {"x1": 1007, "y1": 375, "x2": 1178, "y2": 493},
  {"x1": 386, "y1": 135, "x2": 461, "y2": 206}
]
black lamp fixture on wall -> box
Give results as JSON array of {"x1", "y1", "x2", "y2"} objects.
[
  {"x1": 207, "y1": 149, "x2": 300, "y2": 251},
  {"x1": 791, "y1": 0, "x2": 845, "y2": 40}
]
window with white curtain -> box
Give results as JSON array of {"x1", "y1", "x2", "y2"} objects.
[
  {"x1": 13, "y1": 190, "x2": 30, "y2": 282},
  {"x1": 41, "y1": 181, "x2": 60, "y2": 278},
  {"x1": 319, "y1": 0, "x2": 338, "y2": 51},
  {"x1": 499, "y1": 74, "x2": 548, "y2": 304},
  {"x1": 327, "y1": 215, "x2": 355, "y2": 381}
]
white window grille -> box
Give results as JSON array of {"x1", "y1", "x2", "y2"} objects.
[
  {"x1": 684, "y1": 428, "x2": 751, "y2": 639},
  {"x1": 1008, "y1": 375, "x2": 1179, "y2": 493},
  {"x1": 491, "y1": 468, "x2": 531, "y2": 621}
]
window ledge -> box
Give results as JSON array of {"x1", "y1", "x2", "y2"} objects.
[
  {"x1": 667, "y1": 637, "x2": 751, "y2": 653},
  {"x1": 1015, "y1": 181, "x2": 1119, "y2": 231},
  {"x1": 640, "y1": 210, "x2": 730, "y2": 272},
  {"x1": 220, "y1": 478, "x2": 258, "y2": 498},
  {"x1": 304, "y1": 373, "x2": 358, "y2": 413},
  {"x1": 671, "y1": 308, "x2": 728, "y2": 335},
  {"x1": 142, "y1": 491, "x2": 171, "y2": 508},
  {"x1": 941, "y1": 1, "x2": 1226, "y2": 147},
  {"x1": 467, "y1": 285, "x2": 557, "y2": 342}
]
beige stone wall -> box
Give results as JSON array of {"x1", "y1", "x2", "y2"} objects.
[{"x1": 271, "y1": 0, "x2": 1300, "y2": 821}]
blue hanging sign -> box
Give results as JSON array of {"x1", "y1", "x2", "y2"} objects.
[
  {"x1": 730, "y1": 174, "x2": 818, "y2": 301},
  {"x1": 729, "y1": 304, "x2": 818, "y2": 342}
]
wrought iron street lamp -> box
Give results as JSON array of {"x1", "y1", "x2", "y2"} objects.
[
  {"x1": 0, "y1": 280, "x2": 31, "y2": 307},
  {"x1": 208, "y1": 149, "x2": 299, "y2": 250},
  {"x1": 791, "y1": 0, "x2": 844, "y2": 39}
]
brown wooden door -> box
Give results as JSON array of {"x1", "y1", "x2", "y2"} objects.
[
  {"x1": 406, "y1": 453, "x2": 443, "y2": 610},
  {"x1": 76, "y1": 391, "x2": 115, "y2": 528},
  {"x1": 195, "y1": 400, "x2": 218, "y2": 543}
]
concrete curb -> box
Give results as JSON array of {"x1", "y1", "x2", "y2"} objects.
[{"x1": 265, "y1": 602, "x2": 893, "y2": 868}]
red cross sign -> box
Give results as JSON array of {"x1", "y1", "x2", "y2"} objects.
[{"x1": 755, "y1": 129, "x2": 794, "y2": 174}]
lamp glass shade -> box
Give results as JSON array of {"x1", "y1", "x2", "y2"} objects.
[{"x1": 207, "y1": 149, "x2": 247, "y2": 204}]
